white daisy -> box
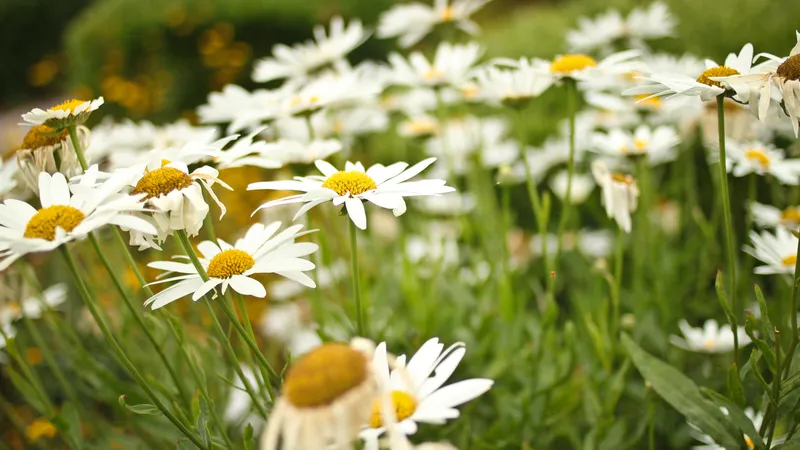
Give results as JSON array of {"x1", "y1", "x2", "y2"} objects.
[
  {"x1": 144, "y1": 222, "x2": 317, "y2": 309},
  {"x1": 567, "y1": 2, "x2": 675, "y2": 54},
  {"x1": 252, "y1": 16, "x2": 368, "y2": 84},
  {"x1": 473, "y1": 59, "x2": 550, "y2": 106},
  {"x1": 591, "y1": 160, "x2": 639, "y2": 233},
  {"x1": 360, "y1": 338, "x2": 493, "y2": 448},
  {"x1": 260, "y1": 139, "x2": 342, "y2": 165},
  {"x1": 414, "y1": 192, "x2": 475, "y2": 215},
  {"x1": 398, "y1": 115, "x2": 440, "y2": 138},
  {"x1": 381, "y1": 88, "x2": 438, "y2": 115},
  {"x1": 590, "y1": 124, "x2": 680, "y2": 165},
  {"x1": 198, "y1": 84, "x2": 287, "y2": 132},
  {"x1": 0, "y1": 284, "x2": 67, "y2": 325},
  {"x1": 0, "y1": 167, "x2": 156, "y2": 271},
  {"x1": 549, "y1": 171, "x2": 595, "y2": 205},
  {"x1": 725, "y1": 140, "x2": 800, "y2": 184},
  {"x1": 405, "y1": 233, "x2": 459, "y2": 277},
  {"x1": 224, "y1": 365, "x2": 266, "y2": 429},
  {"x1": 248, "y1": 158, "x2": 455, "y2": 230},
  {"x1": 259, "y1": 300, "x2": 323, "y2": 357},
  {"x1": 749, "y1": 201, "x2": 800, "y2": 229},
  {"x1": 387, "y1": 42, "x2": 483, "y2": 89},
  {"x1": 377, "y1": 0, "x2": 492, "y2": 48},
  {"x1": 744, "y1": 227, "x2": 799, "y2": 275},
  {"x1": 625, "y1": 43, "x2": 755, "y2": 102},
  {"x1": 0, "y1": 156, "x2": 19, "y2": 197},
  {"x1": 260, "y1": 338, "x2": 385, "y2": 450},
  {"x1": 424, "y1": 116, "x2": 519, "y2": 174},
  {"x1": 21, "y1": 97, "x2": 104, "y2": 129},
  {"x1": 214, "y1": 128, "x2": 283, "y2": 170},
  {"x1": 530, "y1": 229, "x2": 614, "y2": 260},
  {"x1": 669, "y1": 319, "x2": 752, "y2": 353},
  {"x1": 267, "y1": 260, "x2": 347, "y2": 300},
  {"x1": 125, "y1": 161, "x2": 231, "y2": 250},
  {"x1": 16, "y1": 124, "x2": 89, "y2": 193}
]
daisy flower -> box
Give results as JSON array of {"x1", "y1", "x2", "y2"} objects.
[
  {"x1": 749, "y1": 201, "x2": 800, "y2": 229},
  {"x1": 669, "y1": 319, "x2": 752, "y2": 353},
  {"x1": 0, "y1": 156, "x2": 19, "y2": 197},
  {"x1": 126, "y1": 161, "x2": 231, "y2": 250},
  {"x1": 260, "y1": 338, "x2": 385, "y2": 450},
  {"x1": 248, "y1": 158, "x2": 455, "y2": 230},
  {"x1": 473, "y1": 59, "x2": 550, "y2": 106},
  {"x1": 549, "y1": 171, "x2": 595, "y2": 205},
  {"x1": 530, "y1": 230, "x2": 614, "y2": 260},
  {"x1": 259, "y1": 300, "x2": 323, "y2": 357},
  {"x1": 213, "y1": 128, "x2": 283, "y2": 170},
  {"x1": 21, "y1": 97, "x2": 104, "y2": 129},
  {"x1": 0, "y1": 167, "x2": 156, "y2": 271},
  {"x1": 625, "y1": 43, "x2": 755, "y2": 102},
  {"x1": 16, "y1": 124, "x2": 89, "y2": 193},
  {"x1": 387, "y1": 42, "x2": 483, "y2": 89},
  {"x1": 398, "y1": 115, "x2": 440, "y2": 138},
  {"x1": 0, "y1": 284, "x2": 67, "y2": 324},
  {"x1": 724, "y1": 140, "x2": 800, "y2": 184},
  {"x1": 591, "y1": 160, "x2": 639, "y2": 233},
  {"x1": 424, "y1": 116, "x2": 519, "y2": 175},
  {"x1": 414, "y1": 192, "x2": 475, "y2": 215},
  {"x1": 198, "y1": 84, "x2": 288, "y2": 132},
  {"x1": 144, "y1": 222, "x2": 317, "y2": 309},
  {"x1": 252, "y1": 16, "x2": 368, "y2": 84},
  {"x1": 713, "y1": 31, "x2": 800, "y2": 136},
  {"x1": 377, "y1": 0, "x2": 492, "y2": 48},
  {"x1": 360, "y1": 338, "x2": 493, "y2": 448},
  {"x1": 566, "y1": 2, "x2": 675, "y2": 54},
  {"x1": 590, "y1": 124, "x2": 680, "y2": 165},
  {"x1": 744, "y1": 227, "x2": 799, "y2": 275},
  {"x1": 267, "y1": 260, "x2": 347, "y2": 300}
]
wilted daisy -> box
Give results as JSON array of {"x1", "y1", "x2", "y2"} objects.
[
  {"x1": 744, "y1": 227, "x2": 799, "y2": 275},
  {"x1": 0, "y1": 167, "x2": 156, "y2": 271},
  {"x1": 252, "y1": 16, "x2": 367, "y2": 84},
  {"x1": 549, "y1": 171, "x2": 595, "y2": 205},
  {"x1": 749, "y1": 202, "x2": 800, "y2": 229},
  {"x1": 21, "y1": 97, "x2": 104, "y2": 129},
  {"x1": 669, "y1": 319, "x2": 752, "y2": 353},
  {"x1": 724, "y1": 140, "x2": 800, "y2": 184},
  {"x1": 591, "y1": 125, "x2": 680, "y2": 165},
  {"x1": 566, "y1": 3, "x2": 675, "y2": 54},
  {"x1": 259, "y1": 300, "x2": 323, "y2": 357},
  {"x1": 144, "y1": 222, "x2": 317, "y2": 309},
  {"x1": 16, "y1": 124, "x2": 89, "y2": 193},
  {"x1": 625, "y1": 43, "x2": 754, "y2": 102},
  {"x1": 249, "y1": 158, "x2": 455, "y2": 230},
  {"x1": 260, "y1": 338, "x2": 384, "y2": 450},
  {"x1": 361, "y1": 338, "x2": 493, "y2": 448},
  {"x1": 377, "y1": 0, "x2": 491, "y2": 48},
  {"x1": 126, "y1": 161, "x2": 231, "y2": 249},
  {"x1": 591, "y1": 160, "x2": 639, "y2": 233},
  {"x1": 387, "y1": 42, "x2": 483, "y2": 89}
]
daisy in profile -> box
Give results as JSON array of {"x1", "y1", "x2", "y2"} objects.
[
  {"x1": 377, "y1": 0, "x2": 492, "y2": 48},
  {"x1": 744, "y1": 227, "x2": 799, "y2": 275},
  {"x1": 260, "y1": 338, "x2": 385, "y2": 450},
  {"x1": 566, "y1": 3, "x2": 676, "y2": 54},
  {"x1": 21, "y1": 97, "x2": 104, "y2": 129},
  {"x1": 252, "y1": 16, "x2": 368, "y2": 84},
  {"x1": 213, "y1": 128, "x2": 283, "y2": 170},
  {"x1": 360, "y1": 338, "x2": 493, "y2": 448},
  {"x1": 248, "y1": 158, "x2": 455, "y2": 230},
  {"x1": 669, "y1": 319, "x2": 751, "y2": 353},
  {"x1": 624, "y1": 43, "x2": 754, "y2": 102},
  {"x1": 387, "y1": 42, "x2": 483, "y2": 89},
  {"x1": 749, "y1": 202, "x2": 800, "y2": 229},
  {"x1": 125, "y1": 160, "x2": 231, "y2": 250},
  {"x1": 591, "y1": 160, "x2": 639, "y2": 233},
  {"x1": 144, "y1": 222, "x2": 317, "y2": 309},
  {"x1": 724, "y1": 140, "x2": 800, "y2": 184},
  {"x1": 590, "y1": 125, "x2": 680, "y2": 165},
  {"x1": 16, "y1": 124, "x2": 89, "y2": 193},
  {"x1": 549, "y1": 171, "x2": 595, "y2": 205},
  {"x1": 0, "y1": 167, "x2": 156, "y2": 271}
]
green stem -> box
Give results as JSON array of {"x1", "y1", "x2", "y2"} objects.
[
  {"x1": 349, "y1": 219, "x2": 365, "y2": 336},
  {"x1": 555, "y1": 78, "x2": 577, "y2": 262},
  {"x1": 767, "y1": 330, "x2": 782, "y2": 448},
  {"x1": 87, "y1": 232, "x2": 193, "y2": 411},
  {"x1": 234, "y1": 291, "x2": 274, "y2": 398},
  {"x1": 612, "y1": 227, "x2": 624, "y2": 338},
  {"x1": 67, "y1": 125, "x2": 88, "y2": 171},
  {"x1": 58, "y1": 246, "x2": 208, "y2": 449},
  {"x1": 199, "y1": 183, "x2": 218, "y2": 243},
  {"x1": 22, "y1": 315, "x2": 79, "y2": 407},
  {"x1": 305, "y1": 114, "x2": 316, "y2": 141},
  {"x1": 782, "y1": 236, "x2": 800, "y2": 378}
]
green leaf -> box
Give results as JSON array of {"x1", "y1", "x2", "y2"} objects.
[
  {"x1": 6, "y1": 367, "x2": 46, "y2": 414},
  {"x1": 754, "y1": 285, "x2": 774, "y2": 343},
  {"x1": 57, "y1": 402, "x2": 85, "y2": 448},
  {"x1": 120, "y1": 396, "x2": 163, "y2": 416},
  {"x1": 715, "y1": 271, "x2": 735, "y2": 325},
  {"x1": 701, "y1": 388, "x2": 764, "y2": 450},
  {"x1": 726, "y1": 364, "x2": 746, "y2": 408},
  {"x1": 244, "y1": 423, "x2": 254, "y2": 450},
  {"x1": 748, "y1": 350, "x2": 776, "y2": 406},
  {"x1": 622, "y1": 334, "x2": 740, "y2": 449}
]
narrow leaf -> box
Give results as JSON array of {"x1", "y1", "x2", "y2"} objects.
[
  {"x1": 701, "y1": 388, "x2": 764, "y2": 450},
  {"x1": 726, "y1": 364, "x2": 746, "y2": 408}
]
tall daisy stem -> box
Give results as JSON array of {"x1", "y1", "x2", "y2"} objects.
[
  {"x1": 67, "y1": 125, "x2": 88, "y2": 171},
  {"x1": 716, "y1": 96, "x2": 739, "y2": 356},
  {"x1": 782, "y1": 235, "x2": 800, "y2": 378},
  {"x1": 555, "y1": 78, "x2": 578, "y2": 263},
  {"x1": 612, "y1": 227, "x2": 625, "y2": 338},
  {"x1": 349, "y1": 219, "x2": 365, "y2": 336},
  {"x1": 58, "y1": 245, "x2": 209, "y2": 450}
]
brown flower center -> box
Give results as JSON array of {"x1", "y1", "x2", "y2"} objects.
[{"x1": 777, "y1": 54, "x2": 800, "y2": 81}]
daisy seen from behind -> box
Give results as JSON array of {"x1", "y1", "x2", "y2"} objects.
[
  {"x1": 591, "y1": 160, "x2": 639, "y2": 233},
  {"x1": 22, "y1": 97, "x2": 105, "y2": 129},
  {"x1": 669, "y1": 319, "x2": 752, "y2": 353},
  {"x1": 144, "y1": 221, "x2": 317, "y2": 309},
  {"x1": 361, "y1": 338, "x2": 493, "y2": 449},
  {"x1": 744, "y1": 227, "x2": 799, "y2": 275},
  {"x1": 0, "y1": 166, "x2": 156, "y2": 271},
  {"x1": 377, "y1": 0, "x2": 492, "y2": 48},
  {"x1": 248, "y1": 157, "x2": 455, "y2": 230}
]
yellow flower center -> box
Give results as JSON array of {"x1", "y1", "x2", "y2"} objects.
[
  {"x1": 461, "y1": 84, "x2": 479, "y2": 99},
  {"x1": 424, "y1": 68, "x2": 443, "y2": 81},
  {"x1": 24, "y1": 205, "x2": 86, "y2": 241},
  {"x1": 26, "y1": 418, "x2": 57, "y2": 441},
  {"x1": 777, "y1": 54, "x2": 800, "y2": 81},
  {"x1": 633, "y1": 139, "x2": 647, "y2": 152},
  {"x1": 550, "y1": 54, "x2": 597, "y2": 74},
  {"x1": 696, "y1": 66, "x2": 740, "y2": 88},
  {"x1": 611, "y1": 173, "x2": 635, "y2": 185},
  {"x1": 206, "y1": 249, "x2": 255, "y2": 279},
  {"x1": 321, "y1": 171, "x2": 377, "y2": 196},
  {"x1": 290, "y1": 96, "x2": 320, "y2": 107},
  {"x1": 131, "y1": 167, "x2": 193, "y2": 199},
  {"x1": 406, "y1": 119, "x2": 439, "y2": 135},
  {"x1": 703, "y1": 338, "x2": 716, "y2": 350},
  {"x1": 441, "y1": 5, "x2": 455, "y2": 21},
  {"x1": 21, "y1": 125, "x2": 68, "y2": 149},
  {"x1": 781, "y1": 208, "x2": 800, "y2": 224},
  {"x1": 744, "y1": 148, "x2": 770, "y2": 168},
  {"x1": 370, "y1": 390, "x2": 418, "y2": 428},
  {"x1": 283, "y1": 342, "x2": 368, "y2": 408},
  {"x1": 50, "y1": 99, "x2": 86, "y2": 113},
  {"x1": 783, "y1": 255, "x2": 797, "y2": 267}
]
